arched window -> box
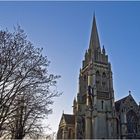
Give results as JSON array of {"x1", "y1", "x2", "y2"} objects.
[
  {"x1": 96, "y1": 71, "x2": 100, "y2": 87},
  {"x1": 102, "y1": 72, "x2": 108, "y2": 90},
  {"x1": 96, "y1": 70, "x2": 100, "y2": 77},
  {"x1": 101, "y1": 100, "x2": 104, "y2": 109},
  {"x1": 126, "y1": 110, "x2": 138, "y2": 134},
  {"x1": 102, "y1": 72, "x2": 106, "y2": 78},
  {"x1": 102, "y1": 81, "x2": 106, "y2": 87}
]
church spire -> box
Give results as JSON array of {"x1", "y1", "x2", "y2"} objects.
[{"x1": 89, "y1": 15, "x2": 101, "y2": 52}]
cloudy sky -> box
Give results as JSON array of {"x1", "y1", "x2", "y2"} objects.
[{"x1": 0, "y1": 1, "x2": 140, "y2": 133}]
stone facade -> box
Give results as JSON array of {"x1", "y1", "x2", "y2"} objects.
[
  {"x1": 57, "y1": 16, "x2": 140, "y2": 139},
  {"x1": 57, "y1": 114, "x2": 75, "y2": 139}
]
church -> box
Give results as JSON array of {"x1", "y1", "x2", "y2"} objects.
[{"x1": 57, "y1": 16, "x2": 140, "y2": 139}]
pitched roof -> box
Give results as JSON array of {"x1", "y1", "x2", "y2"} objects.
[
  {"x1": 63, "y1": 114, "x2": 75, "y2": 125},
  {"x1": 115, "y1": 95, "x2": 129, "y2": 112},
  {"x1": 115, "y1": 94, "x2": 139, "y2": 112}
]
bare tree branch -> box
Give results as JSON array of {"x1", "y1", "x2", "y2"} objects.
[{"x1": 0, "y1": 26, "x2": 61, "y2": 139}]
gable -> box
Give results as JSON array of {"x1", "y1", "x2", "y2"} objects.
[
  {"x1": 59, "y1": 114, "x2": 66, "y2": 127},
  {"x1": 115, "y1": 94, "x2": 139, "y2": 113},
  {"x1": 59, "y1": 114, "x2": 75, "y2": 127},
  {"x1": 123, "y1": 95, "x2": 139, "y2": 113},
  {"x1": 115, "y1": 96, "x2": 128, "y2": 112}
]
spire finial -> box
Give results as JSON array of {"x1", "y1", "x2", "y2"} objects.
[
  {"x1": 93, "y1": 11, "x2": 96, "y2": 18},
  {"x1": 93, "y1": 11, "x2": 96, "y2": 21}
]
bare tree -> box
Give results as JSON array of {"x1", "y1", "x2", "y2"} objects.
[{"x1": 0, "y1": 26, "x2": 60, "y2": 139}]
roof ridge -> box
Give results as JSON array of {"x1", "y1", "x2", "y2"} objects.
[{"x1": 115, "y1": 95, "x2": 129, "y2": 103}]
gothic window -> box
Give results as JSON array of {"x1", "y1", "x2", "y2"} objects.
[
  {"x1": 96, "y1": 80, "x2": 100, "y2": 89},
  {"x1": 126, "y1": 110, "x2": 138, "y2": 134},
  {"x1": 102, "y1": 72, "x2": 106, "y2": 82},
  {"x1": 96, "y1": 71, "x2": 100, "y2": 89},
  {"x1": 102, "y1": 82, "x2": 106, "y2": 87},
  {"x1": 101, "y1": 100, "x2": 104, "y2": 109},
  {"x1": 102, "y1": 72, "x2": 108, "y2": 90},
  {"x1": 96, "y1": 70, "x2": 100, "y2": 77},
  {"x1": 102, "y1": 72, "x2": 106, "y2": 78},
  {"x1": 102, "y1": 72, "x2": 107, "y2": 85}
]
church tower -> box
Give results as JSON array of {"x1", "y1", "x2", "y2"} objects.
[
  {"x1": 75, "y1": 15, "x2": 117, "y2": 139},
  {"x1": 57, "y1": 15, "x2": 140, "y2": 140}
]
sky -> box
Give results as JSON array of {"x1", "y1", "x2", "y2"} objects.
[{"x1": 0, "y1": 1, "x2": 140, "y2": 134}]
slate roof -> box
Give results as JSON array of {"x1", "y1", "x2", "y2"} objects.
[
  {"x1": 115, "y1": 95, "x2": 129, "y2": 112},
  {"x1": 63, "y1": 114, "x2": 75, "y2": 125}
]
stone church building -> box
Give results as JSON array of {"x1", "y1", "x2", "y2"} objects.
[{"x1": 57, "y1": 16, "x2": 140, "y2": 139}]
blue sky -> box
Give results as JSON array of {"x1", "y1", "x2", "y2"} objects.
[{"x1": 0, "y1": 1, "x2": 140, "y2": 133}]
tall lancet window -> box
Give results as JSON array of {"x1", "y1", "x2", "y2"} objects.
[
  {"x1": 126, "y1": 110, "x2": 138, "y2": 134},
  {"x1": 101, "y1": 100, "x2": 104, "y2": 109},
  {"x1": 96, "y1": 71, "x2": 100, "y2": 89},
  {"x1": 102, "y1": 72, "x2": 107, "y2": 90}
]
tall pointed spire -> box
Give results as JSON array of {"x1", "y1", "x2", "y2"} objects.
[{"x1": 89, "y1": 14, "x2": 101, "y2": 51}]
